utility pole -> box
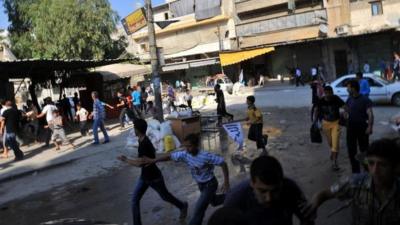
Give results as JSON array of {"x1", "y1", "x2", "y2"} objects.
[{"x1": 145, "y1": 0, "x2": 164, "y2": 122}]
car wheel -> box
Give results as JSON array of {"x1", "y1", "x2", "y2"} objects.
[{"x1": 392, "y1": 93, "x2": 400, "y2": 106}]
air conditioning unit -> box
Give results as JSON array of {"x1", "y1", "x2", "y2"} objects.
[{"x1": 336, "y1": 25, "x2": 349, "y2": 35}]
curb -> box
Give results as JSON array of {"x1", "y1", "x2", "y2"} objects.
[{"x1": 0, "y1": 158, "x2": 79, "y2": 184}]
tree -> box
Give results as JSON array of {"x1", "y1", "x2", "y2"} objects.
[{"x1": 2, "y1": 0, "x2": 120, "y2": 59}]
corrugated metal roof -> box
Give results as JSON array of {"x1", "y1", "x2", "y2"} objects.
[
  {"x1": 0, "y1": 58, "x2": 137, "y2": 79},
  {"x1": 95, "y1": 63, "x2": 151, "y2": 81}
]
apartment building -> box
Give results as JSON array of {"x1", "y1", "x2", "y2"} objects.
[
  {"x1": 234, "y1": 0, "x2": 400, "y2": 81},
  {"x1": 131, "y1": 0, "x2": 237, "y2": 87}
]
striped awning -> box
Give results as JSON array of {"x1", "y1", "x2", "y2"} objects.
[{"x1": 219, "y1": 47, "x2": 275, "y2": 66}]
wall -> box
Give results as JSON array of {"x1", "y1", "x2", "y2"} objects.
[
  {"x1": 350, "y1": 0, "x2": 400, "y2": 35},
  {"x1": 323, "y1": 0, "x2": 351, "y2": 37},
  {"x1": 132, "y1": 0, "x2": 236, "y2": 59}
]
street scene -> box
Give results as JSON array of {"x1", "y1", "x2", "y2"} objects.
[{"x1": 1, "y1": 0, "x2": 400, "y2": 225}]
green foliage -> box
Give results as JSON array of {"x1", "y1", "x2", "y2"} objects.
[{"x1": 2, "y1": 0, "x2": 121, "y2": 59}]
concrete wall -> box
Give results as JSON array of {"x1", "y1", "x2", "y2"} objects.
[
  {"x1": 323, "y1": 0, "x2": 351, "y2": 37},
  {"x1": 154, "y1": 22, "x2": 229, "y2": 55},
  {"x1": 350, "y1": 0, "x2": 400, "y2": 35}
]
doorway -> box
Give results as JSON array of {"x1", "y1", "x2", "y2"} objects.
[{"x1": 334, "y1": 50, "x2": 348, "y2": 78}]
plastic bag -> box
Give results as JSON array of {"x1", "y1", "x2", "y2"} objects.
[
  {"x1": 160, "y1": 121, "x2": 173, "y2": 137},
  {"x1": 158, "y1": 141, "x2": 165, "y2": 153},
  {"x1": 310, "y1": 122, "x2": 322, "y2": 143},
  {"x1": 147, "y1": 118, "x2": 161, "y2": 131},
  {"x1": 126, "y1": 129, "x2": 139, "y2": 147}
]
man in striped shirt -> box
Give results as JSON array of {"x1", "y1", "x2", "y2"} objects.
[
  {"x1": 89, "y1": 91, "x2": 109, "y2": 145},
  {"x1": 143, "y1": 134, "x2": 230, "y2": 225},
  {"x1": 305, "y1": 138, "x2": 400, "y2": 225}
]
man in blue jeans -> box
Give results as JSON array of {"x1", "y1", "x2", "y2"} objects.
[
  {"x1": 89, "y1": 91, "x2": 110, "y2": 145},
  {"x1": 144, "y1": 133, "x2": 230, "y2": 225},
  {"x1": 118, "y1": 119, "x2": 188, "y2": 225},
  {"x1": 0, "y1": 100, "x2": 24, "y2": 161}
]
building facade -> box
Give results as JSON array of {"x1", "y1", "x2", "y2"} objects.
[
  {"x1": 234, "y1": 0, "x2": 400, "y2": 82},
  {"x1": 130, "y1": 0, "x2": 238, "y2": 87}
]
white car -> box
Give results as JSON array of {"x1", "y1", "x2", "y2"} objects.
[
  {"x1": 330, "y1": 73, "x2": 400, "y2": 105},
  {"x1": 215, "y1": 77, "x2": 233, "y2": 94}
]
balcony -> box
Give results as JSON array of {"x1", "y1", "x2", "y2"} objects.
[
  {"x1": 236, "y1": 0, "x2": 288, "y2": 14},
  {"x1": 236, "y1": 9, "x2": 327, "y2": 37}
]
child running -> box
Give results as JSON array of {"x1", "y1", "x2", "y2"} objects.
[
  {"x1": 245, "y1": 96, "x2": 268, "y2": 155},
  {"x1": 75, "y1": 103, "x2": 89, "y2": 136},
  {"x1": 46, "y1": 110, "x2": 75, "y2": 150},
  {"x1": 143, "y1": 134, "x2": 230, "y2": 225}
]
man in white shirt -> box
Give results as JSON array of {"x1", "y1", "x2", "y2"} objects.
[
  {"x1": 37, "y1": 97, "x2": 58, "y2": 147},
  {"x1": 363, "y1": 61, "x2": 370, "y2": 73},
  {"x1": 295, "y1": 68, "x2": 304, "y2": 87},
  {"x1": 311, "y1": 66, "x2": 318, "y2": 81}
]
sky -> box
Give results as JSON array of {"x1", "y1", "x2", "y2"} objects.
[{"x1": 0, "y1": 0, "x2": 165, "y2": 30}]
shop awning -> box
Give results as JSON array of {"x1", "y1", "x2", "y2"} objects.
[
  {"x1": 219, "y1": 47, "x2": 275, "y2": 66},
  {"x1": 95, "y1": 63, "x2": 151, "y2": 81}
]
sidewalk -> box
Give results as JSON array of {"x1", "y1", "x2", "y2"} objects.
[{"x1": 0, "y1": 121, "x2": 127, "y2": 184}]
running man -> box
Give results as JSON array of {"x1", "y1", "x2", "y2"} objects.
[{"x1": 143, "y1": 134, "x2": 230, "y2": 225}]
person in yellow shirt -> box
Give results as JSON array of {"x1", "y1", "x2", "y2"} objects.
[{"x1": 246, "y1": 96, "x2": 268, "y2": 154}]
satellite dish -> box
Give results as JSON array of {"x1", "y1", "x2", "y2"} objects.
[{"x1": 319, "y1": 24, "x2": 328, "y2": 34}]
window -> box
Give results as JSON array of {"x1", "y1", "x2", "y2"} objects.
[
  {"x1": 164, "y1": 12, "x2": 169, "y2": 20},
  {"x1": 338, "y1": 78, "x2": 351, "y2": 87},
  {"x1": 367, "y1": 78, "x2": 383, "y2": 87},
  {"x1": 140, "y1": 43, "x2": 148, "y2": 53},
  {"x1": 370, "y1": 1, "x2": 383, "y2": 16},
  {"x1": 225, "y1": 31, "x2": 229, "y2": 38}
]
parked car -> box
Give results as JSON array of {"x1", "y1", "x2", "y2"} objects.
[
  {"x1": 205, "y1": 74, "x2": 233, "y2": 94},
  {"x1": 215, "y1": 77, "x2": 233, "y2": 94},
  {"x1": 330, "y1": 73, "x2": 400, "y2": 105}
]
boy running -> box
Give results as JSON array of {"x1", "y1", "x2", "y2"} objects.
[
  {"x1": 46, "y1": 110, "x2": 75, "y2": 150},
  {"x1": 143, "y1": 134, "x2": 230, "y2": 225},
  {"x1": 245, "y1": 96, "x2": 268, "y2": 154}
]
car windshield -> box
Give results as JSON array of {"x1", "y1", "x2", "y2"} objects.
[{"x1": 373, "y1": 76, "x2": 389, "y2": 85}]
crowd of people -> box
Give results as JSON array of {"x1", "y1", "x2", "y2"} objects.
[
  {"x1": 114, "y1": 80, "x2": 399, "y2": 225},
  {"x1": 115, "y1": 69, "x2": 400, "y2": 225},
  {"x1": 0, "y1": 92, "x2": 112, "y2": 161},
  {"x1": 0, "y1": 80, "x2": 196, "y2": 162}
]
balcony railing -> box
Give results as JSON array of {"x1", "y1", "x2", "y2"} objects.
[
  {"x1": 236, "y1": 0, "x2": 288, "y2": 14},
  {"x1": 236, "y1": 9, "x2": 327, "y2": 37}
]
